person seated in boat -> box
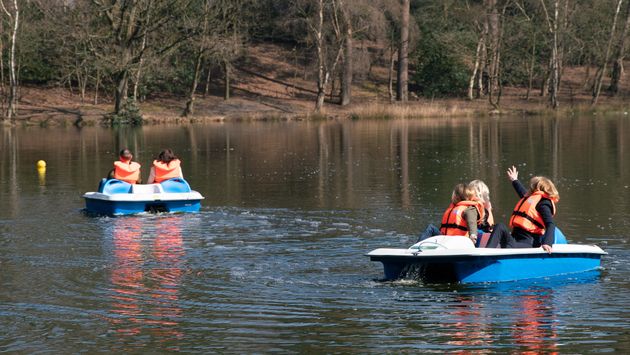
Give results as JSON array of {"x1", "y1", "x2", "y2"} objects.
[
  {"x1": 438, "y1": 183, "x2": 485, "y2": 245},
  {"x1": 417, "y1": 183, "x2": 485, "y2": 244},
  {"x1": 469, "y1": 179, "x2": 495, "y2": 247},
  {"x1": 147, "y1": 149, "x2": 184, "y2": 184},
  {"x1": 107, "y1": 148, "x2": 142, "y2": 184},
  {"x1": 469, "y1": 179, "x2": 494, "y2": 233},
  {"x1": 485, "y1": 166, "x2": 559, "y2": 253}
]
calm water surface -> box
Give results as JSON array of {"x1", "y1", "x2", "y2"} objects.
[{"x1": 1, "y1": 117, "x2": 629, "y2": 353}]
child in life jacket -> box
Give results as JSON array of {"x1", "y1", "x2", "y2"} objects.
[
  {"x1": 147, "y1": 149, "x2": 183, "y2": 184},
  {"x1": 469, "y1": 179, "x2": 495, "y2": 247},
  {"x1": 108, "y1": 148, "x2": 142, "y2": 184},
  {"x1": 485, "y1": 166, "x2": 559, "y2": 253},
  {"x1": 439, "y1": 183, "x2": 485, "y2": 245},
  {"x1": 417, "y1": 183, "x2": 485, "y2": 245}
]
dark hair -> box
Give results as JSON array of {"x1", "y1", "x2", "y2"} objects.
[
  {"x1": 119, "y1": 148, "x2": 132, "y2": 160},
  {"x1": 157, "y1": 149, "x2": 178, "y2": 164}
]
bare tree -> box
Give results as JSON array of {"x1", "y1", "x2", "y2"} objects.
[
  {"x1": 183, "y1": 0, "x2": 212, "y2": 117},
  {"x1": 592, "y1": 0, "x2": 624, "y2": 106},
  {"x1": 1, "y1": 0, "x2": 19, "y2": 119},
  {"x1": 396, "y1": 0, "x2": 409, "y2": 102},
  {"x1": 339, "y1": 0, "x2": 353, "y2": 106},
  {"x1": 89, "y1": 0, "x2": 192, "y2": 115},
  {"x1": 298, "y1": 0, "x2": 344, "y2": 112},
  {"x1": 609, "y1": 0, "x2": 630, "y2": 95},
  {"x1": 540, "y1": 0, "x2": 562, "y2": 109}
]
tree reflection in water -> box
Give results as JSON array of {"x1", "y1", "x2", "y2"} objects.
[{"x1": 108, "y1": 216, "x2": 184, "y2": 345}]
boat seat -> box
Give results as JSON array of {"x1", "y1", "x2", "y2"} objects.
[
  {"x1": 131, "y1": 184, "x2": 163, "y2": 194},
  {"x1": 161, "y1": 178, "x2": 192, "y2": 193},
  {"x1": 100, "y1": 179, "x2": 132, "y2": 194}
]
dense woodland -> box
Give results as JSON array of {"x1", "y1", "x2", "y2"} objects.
[{"x1": 0, "y1": 0, "x2": 629, "y2": 122}]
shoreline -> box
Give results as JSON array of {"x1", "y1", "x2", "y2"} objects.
[{"x1": 2, "y1": 78, "x2": 630, "y2": 128}]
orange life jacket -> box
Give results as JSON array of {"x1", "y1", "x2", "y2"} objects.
[
  {"x1": 153, "y1": 159, "x2": 181, "y2": 183},
  {"x1": 509, "y1": 191, "x2": 557, "y2": 235},
  {"x1": 440, "y1": 200, "x2": 485, "y2": 236},
  {"x1": 113, "y1": 160, "x2": 141, "y2": 184}
]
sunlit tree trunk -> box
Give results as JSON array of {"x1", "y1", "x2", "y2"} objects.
[
  {"x1": 314, "y1": 0, "x2": 327, "y2": 111},
  {"x1": 468, "y1": 34, "x2": 484, "y2": 100},
  {"x1": 340, "y1": 16, "x2": 353, "y2": 106},
  {"x1": 609, "y1": 0, "x2": 630, "y2": 95},
  {"x1": 396, "y1": 0, "x2": 409, "y2": 102},
  {"x1": 204, "y1": 67, "x2": 211, "y2": 97},
  {"x1": 1, "y1": 0, "x2": 19, "y2": 119},
  {"x1": 388, "y1": 47, "x2": 396, "y2": 103},
  {"x1": 486, "y1": 0, "x2": 503, "y2": 109},
  {"x1": 183, "y1": 51, "x2": 204, "y2": 116},
  {"x1": 593, "y1": 0, "x2": 624, "y2": 106}
]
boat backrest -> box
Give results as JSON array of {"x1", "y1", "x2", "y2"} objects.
[
  {"x1": 100, "y1": 179, "x2": 132, "y2": 194},
  {"x1": 131, "y1": 184, "x2": 163, "y2": 194},
  {"x1": 161, "y1": 178, "x2": 192, "y2": 193},
  {"x1": 554, "y1": 228, "x2": 568, "y2": 244}
]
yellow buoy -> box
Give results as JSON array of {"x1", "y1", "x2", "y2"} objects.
[{"x1": 37, "y1": 160, "x2": 46, "y2": 169}]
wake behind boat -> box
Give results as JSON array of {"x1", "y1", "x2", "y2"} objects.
[
  {"x1": 83, "y1": 178, "x2": 204, "y2": 215},
  {"x1": 367, "y1": 235, "x2": 606, "y2": 283}
]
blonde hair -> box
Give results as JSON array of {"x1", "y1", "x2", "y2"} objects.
[
  {"x1": 530, "y1": 176, "x2": 560, "y2": 202},
  {"x1": 451, "y1": 183, "x2": 478, "y2": 203},
  {"x1": 469, "y1": 179, "x2": 490, "y2": 204}
]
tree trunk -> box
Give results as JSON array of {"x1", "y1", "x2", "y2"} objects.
[
  {"x1": 0, "y1": 18, "x2": 5, "y2": 109},
  {"x1": 549, "y1": 1, "x2": 559, "y2": 109},
  {"x1": 526, "y1": 39, "x2": 536, "y2": 100},
  {"x1": 340, "y1": 27, "x2": 353, "y2": 106},
  {"x1": 486, "y1": 0, "x2": 501, "y2": 108},
  {"x1": 609, "y1": 0, "x2": 630, "y2": 95},
  {"x1": 592, "y1": 0, "x2": 624, "y2": 106},
  {"x1": 468, "y1": 35, "x2": 484, "y2": 100},
  {"x1": 340, "y1": 3, "x2": 353, "y2": 106},
  {"x1": 5, "y1": 0, "x2": 19, "y2": 119},
  {"x1": 388, "y1": 47, "x2": 396, "y2": 103},
  {"x1": 94, "y1": 68, "x2": 100, "y2": 105},
  {"x1": 223, "y1": 60, "x2": 231, "y2": 101},
  {"x1": 204, "y1": 66, "x2": 212, "y2": 97},
  {"x1": 315, "y1": 0, "x2": 326, "y2": 112},
  {"x1": 396, "y1": 0, "x2": 410, "y2": 102},
  {"x1": 114, "y1": 70, "x2": 129, "y2": 114},
  {"x1": 183, "y1": 51, "x2": 204, "y2": 117}
]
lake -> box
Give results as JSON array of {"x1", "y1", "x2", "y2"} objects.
[{"x1": 1, "y1": 117, "x2": 629, "y2": 352}]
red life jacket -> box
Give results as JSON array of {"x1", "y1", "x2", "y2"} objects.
[
  {"x1": 153, "y1": 159, "x2": 181, "y2": 183},
  {"x1": 509, "y1": 191, "x2": 557, "y2": 235},
  {"x1": 113, "y1": 160, "x2": 141, "y2": 184},
  {"x1": 440, "y1": 200, "x2": 485, "y2": 236}
]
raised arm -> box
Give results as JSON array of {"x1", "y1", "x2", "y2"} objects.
[{"x1": 507, "y1": 165, "x2": 528, "y2": 198}]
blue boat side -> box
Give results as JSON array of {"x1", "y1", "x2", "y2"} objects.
[
  {"x1": 85, "y1": 178, "x2": 202, "y2": 215},
  {"x1": 373, "y1": 252, "x2": 603, "y2": 283}
]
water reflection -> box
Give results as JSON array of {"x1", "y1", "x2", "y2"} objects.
[
  {"x1": 512, "y1": 290, "x2": 558, "y2": 354},
  {"x1": 445, "y1": 295, "x2": 494, "y2": 350},
  {"x1": 108, "y1": 216, "x2": 184, "y2": 344}
]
